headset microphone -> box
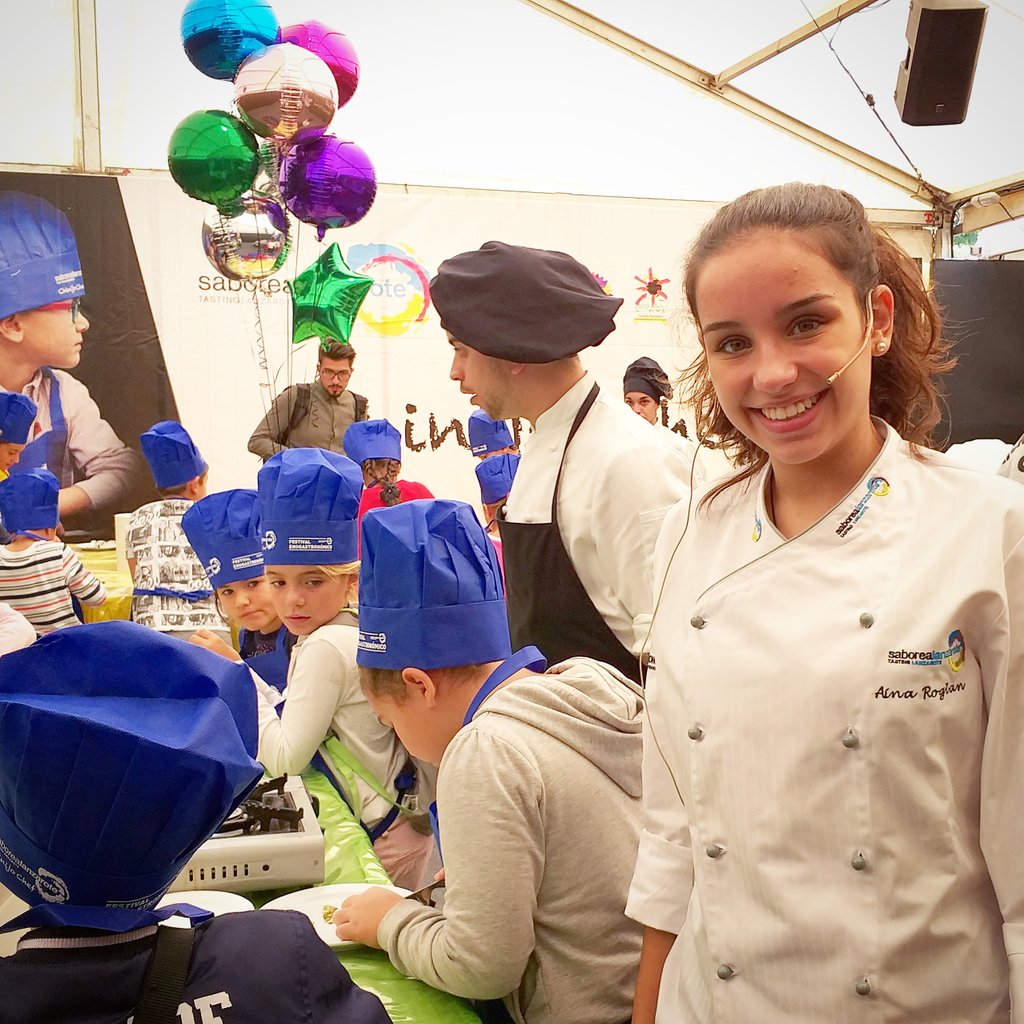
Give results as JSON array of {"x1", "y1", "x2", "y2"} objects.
[{"x1": 825, "y1": 335, "x2": 870, "y2": 386}]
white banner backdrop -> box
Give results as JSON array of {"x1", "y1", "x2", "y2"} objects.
[{"x1": 119, "y1": 176, "x2": 932, "y2": 506}]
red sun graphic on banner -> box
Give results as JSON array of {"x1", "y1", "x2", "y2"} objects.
[{"x1": 635, "y1": 268, "x2": 670, "y2": 307}]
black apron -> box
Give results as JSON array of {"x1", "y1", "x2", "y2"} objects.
[{"x1": 497, "y1": 383, "x2": 641, "y2": 684}]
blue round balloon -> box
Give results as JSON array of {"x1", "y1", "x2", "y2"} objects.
[{"x1": 181, "y1": 0, "x2": 280, "y2": 81}]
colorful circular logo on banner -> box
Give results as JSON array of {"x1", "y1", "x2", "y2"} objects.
[{"x1": 346, "y1": 243, "x2": 432, "y2": 337}]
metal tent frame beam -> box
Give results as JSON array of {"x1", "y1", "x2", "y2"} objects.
[{"x1": 716, "y1": 0, "x2": 877, "y2": 85}]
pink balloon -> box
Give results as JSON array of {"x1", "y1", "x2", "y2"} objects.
[{"x1": 279, "y1": 20, "x2": 360, "y2": 108}]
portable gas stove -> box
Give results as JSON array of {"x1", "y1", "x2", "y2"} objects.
[{"x1": 173, "y1": 775, "x2": 325, "y2": 893}]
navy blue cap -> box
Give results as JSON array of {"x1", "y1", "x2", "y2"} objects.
[
  {"x1": 475, "y1": 452, "x2": 520, "y2": 505},
  {"x1": 0, "y1": 392, "x2": 37, "y2": 445},
  {"x1": 257, "y1": 448, "x2": 363, "y2": 565},
  {"x1": 344, "y1": 419, "x2": 401, "y2": 466},
  {"x1": 139, "y1": 421, "x2": 208, "y2": 490},
  {"x1": 0, "y1": 621, "x2": 261, "y2": 912},
  {"x1": 182, "y1": 489, "x2": 264, "y2": 589},
  {"x1": 0, "y1": 468, "x2": 59, "y2": 530},
  {"x1": 467, "y1": 410, "x2": 513, "y2": 456},
  {"x1": 357, "y1": 499, "x2": 512, "y2": 670},
  {"x1": 0, "y1": 192, "x2": 84, "y2": 319}
]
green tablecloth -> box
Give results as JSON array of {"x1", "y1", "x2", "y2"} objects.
[{"x1": 280, "y1": 771, "x2": 481, "y2": 1024}]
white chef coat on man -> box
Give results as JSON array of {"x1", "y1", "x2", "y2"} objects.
[
  {"x1": 627, "y1": 422, "x2": 1024, "y2": 1022},
  {"x1": 431, "y1": 240, "x2": 697, "y2": 684}
]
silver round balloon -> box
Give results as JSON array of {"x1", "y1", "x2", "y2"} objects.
[
  {"x1": 201, "y1": 191, "x2": 290, "y2": 281},
  {"x1": 234, "y1": 42, "x2": 338, "y2": 145}
]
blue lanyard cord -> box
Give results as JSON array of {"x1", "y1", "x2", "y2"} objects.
[
  {"x1": 431, "y1": 648, "x2": 548, "y2": 864},
  {"x1": 462, "y1": 646, "x2": 547, "y2": 726},
  {"x1": 133, "y1": 586, "x2": 214, "y2": 602}
]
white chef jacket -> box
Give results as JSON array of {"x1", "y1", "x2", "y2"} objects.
[
  {"x1": 627, "y1": 421, "x2": 1024, "y2": 1023},
  {"x1": 504, "y1": 373, "x2": 697, "y2": 655}
]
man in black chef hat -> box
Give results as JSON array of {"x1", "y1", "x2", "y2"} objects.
[{"x1": 431, "y1": 241, "x2": 696, "y2": 684}]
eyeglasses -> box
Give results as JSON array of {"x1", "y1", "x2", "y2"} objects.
[
  {"x1": 36, "y1": 298, "x2": 83, "y2": 322},
  {"x1": 318, "y1": 367, "x2": 352, "y2": 382}
]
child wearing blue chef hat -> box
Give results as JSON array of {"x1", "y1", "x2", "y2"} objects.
[
  {"x1": 344, "y1": 419, "x2": 434, "y2": 526},
  {"x1": 0, "y1": 469, "x2": 106, "y2": 633},
  {"x1": 467, "y1": 409, "x2": 518, "y2": 459},
  {"x1": 182, "y1": 488, "x2": 296, "y2": 693},
  {"x1": 475, "y1": 451, "x2": 520, "y2": 577},
  {"x1": 255, "y1": 448, "x2": 433, "y2": 889},
  {"x1": 0, "y1": 391, "x2": 38, "y2": 543},
  {"x1": 126, "y1": 420, "x2": 228, "y2": 640},
  {"x1": 0, "y1": 192, "x2": 140, "y2": 523},
  {"x1": 0, "y1": 620, "x2": 392, "y2": 1024},
  {"x1": 336, "y1": 499, "x2": 644, "y2": 1024}
]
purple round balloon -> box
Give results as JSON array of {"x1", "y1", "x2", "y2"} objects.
[
  {"x1": 280, "y1": 135, "x2": 377, "y2": 239},
  {"x1": 279, "y1": 20, "x2": 360, "y2": 108}
]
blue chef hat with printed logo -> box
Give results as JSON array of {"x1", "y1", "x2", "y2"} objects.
[
  {"x1": 357, "y1": 499, "x2": 512, "y2": 670},
  {"x1": 0, "y1": 392, "x2": 37, "y2": 445},
  {"x1": 0, "y1": 621, "x2": 262, "y2": 924},
  {"x1": 139, "y1": 420, "x2": 208, "y2": 490},
  {"x1": 0, "y1": 468, "x2": 59, "y2": 530},
  {"x1": 344, "y1": 419, "x2": 401, "y2": 467},
  {"x1": 182, "y1": 489, "x2": 264, "y2": 589},
  {"x1": 0, "y1": 192, "x2": 85, "y2": 319},
  {"x1": 257, "y1": 448, "x2": 363, "y2": 565},
  {"x1": 475, "y1": 452, "x2": 520, "y2": 506},
  {"x1": 467, "y1": 410, "x2": 513, "y2": 456}
]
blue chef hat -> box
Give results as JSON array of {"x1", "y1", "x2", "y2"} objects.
[
  {"x1": 139, "y1": 420, "x2": 208, "y2": 490},
  {"x1": 0, "y1": 392, "x2": 38, "y2": 445},
  {"x1": 475, "y1": 452, "x2": 520, "y2": 506},
  {"x1": 182, "y1": 489, "x2": 264, "y2": 589},
  {"x1": 257, "y1": 448, "x2": 363, "y2": 565},
  {"x1": 467, "y1": 410, "x2": 513, "y2": 456},
  {"x1": 0, "y1": 468, "x2": 59, "y2": 530},
  {"x1": 357, "y1": 499, "x2": 512, "y2": 670},
  {"x1": 0, "y1": 621, "x2": 261, "y2": 920},
  {"x1": 0, "y1": 192, "x2": 85, "y2": 319},
  {"x1": 344, "y1": 419, "x2": 401, "y2": 467}
]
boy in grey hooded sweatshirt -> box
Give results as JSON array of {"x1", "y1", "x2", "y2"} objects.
[{"x1": 336, "y1": 499, "x2": 643, "y2": 1024}]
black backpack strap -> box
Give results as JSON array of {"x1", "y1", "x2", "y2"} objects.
[
  {"x1": 284, "y1": 383, "x2": 313, "y2": 442},
  {"x1": 353, "y1": 392, "x2": 369, "y2": 421},
  {"x1": 133, "y1": 924, "x2": 196, "y2": 1024}
]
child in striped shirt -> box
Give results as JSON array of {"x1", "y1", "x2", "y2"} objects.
[{"x1": 0, "y1": 469, "x2": 105, "y2": 633}]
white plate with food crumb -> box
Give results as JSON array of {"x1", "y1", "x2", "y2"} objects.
[{"x1": 260, "y1": 883, "x2": 410, "y2": 948}]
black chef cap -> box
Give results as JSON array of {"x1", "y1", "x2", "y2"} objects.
[
  {"x1": 623, "y1": 356, "x2": 673, "y2": 402},
  {"x1": 430, "y1": 241, "x2": 623, "y2": 363}
]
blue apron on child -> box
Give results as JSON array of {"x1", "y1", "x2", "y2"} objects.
[
  {"x1": 9, "y1": 369, "x2": 67, "y2": 480},
  {"x1": 241, "y1": 623, "x2": 293, "y2": 692}
]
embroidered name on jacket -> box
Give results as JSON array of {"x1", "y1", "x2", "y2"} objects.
[{"x1": 835, "y1": 475, "x2": 889, "y2": 537}]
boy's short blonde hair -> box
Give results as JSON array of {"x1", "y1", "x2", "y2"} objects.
[{"x1": 315, "y1": 562, "x2": 360, "y2": 578}]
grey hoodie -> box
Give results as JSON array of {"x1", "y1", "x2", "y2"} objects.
[{"x1": 378, "y1": 658, "x2": 643, "y2": 1024}]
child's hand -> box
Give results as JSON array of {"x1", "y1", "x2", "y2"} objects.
[
  {"x1": 189, "y1": 629, "x2": 241, "y2": 662},
  {"x1": 333, "y1": 888, "x2": 405, "y2": 947}
]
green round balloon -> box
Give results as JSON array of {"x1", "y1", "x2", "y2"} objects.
[{"x1": 168, "y1": 110, "x2": 259, "y2": 210}]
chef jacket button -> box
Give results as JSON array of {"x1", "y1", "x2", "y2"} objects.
[
  {"x1": 706, "y1": 843, "x2": 725, "y2": 859},
  {"x1": 859, "y1": 612, "x2": 874, "y2": 628},
  {"x1": 690, "y1": 613, "x2": 706, "y2": 629},
  {"x1": 851, "y1": 851, "x2": 867, "y2": 871},
  {"x1": 855, "y1": 978, "x2": 871, "y2": 997},
  {"x1": 717, "y1": 964, "x2": 735, "y2": 980},
  {"x1": 687, "y1": 723, "x2": 705, "y2": 741},
  {"x1": 842, "y1": 727, "x2": 860, "y2": 749}
]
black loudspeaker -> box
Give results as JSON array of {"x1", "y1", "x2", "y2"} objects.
[{"x1": 895, "y1": 0, "x2": 987, "y2": 126}]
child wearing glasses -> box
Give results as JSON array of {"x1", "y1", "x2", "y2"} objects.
[
  {"x1": 0, "y1": 192, "x2": 139, "y2": 522},
  {"x1": 247, "y1": 340, "x2": 370, "y2": 462}
]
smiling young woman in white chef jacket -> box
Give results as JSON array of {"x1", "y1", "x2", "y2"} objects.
[{"x1": 627, "y1": 182, "x2": 1024, "y2": 1024}]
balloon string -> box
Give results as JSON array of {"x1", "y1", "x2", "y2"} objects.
[{"x1": 250, "y1": 286, "x2": 273, "y2": 422}]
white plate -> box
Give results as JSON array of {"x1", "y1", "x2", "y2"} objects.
[
  {"x1": 260, "y1": 882, "x2": 410, "y2": 949},
  {"x1": 157, "y1": 890, "x2": 255, "y2": 916}
]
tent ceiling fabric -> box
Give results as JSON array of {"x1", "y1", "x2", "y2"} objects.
[{"x1": 0, "y1": 0, "x2": 1020, "y2": 226}]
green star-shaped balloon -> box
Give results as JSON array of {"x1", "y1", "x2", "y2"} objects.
[{"x1": 290, "y1": 243, "x2": 374, "y2": 346}]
